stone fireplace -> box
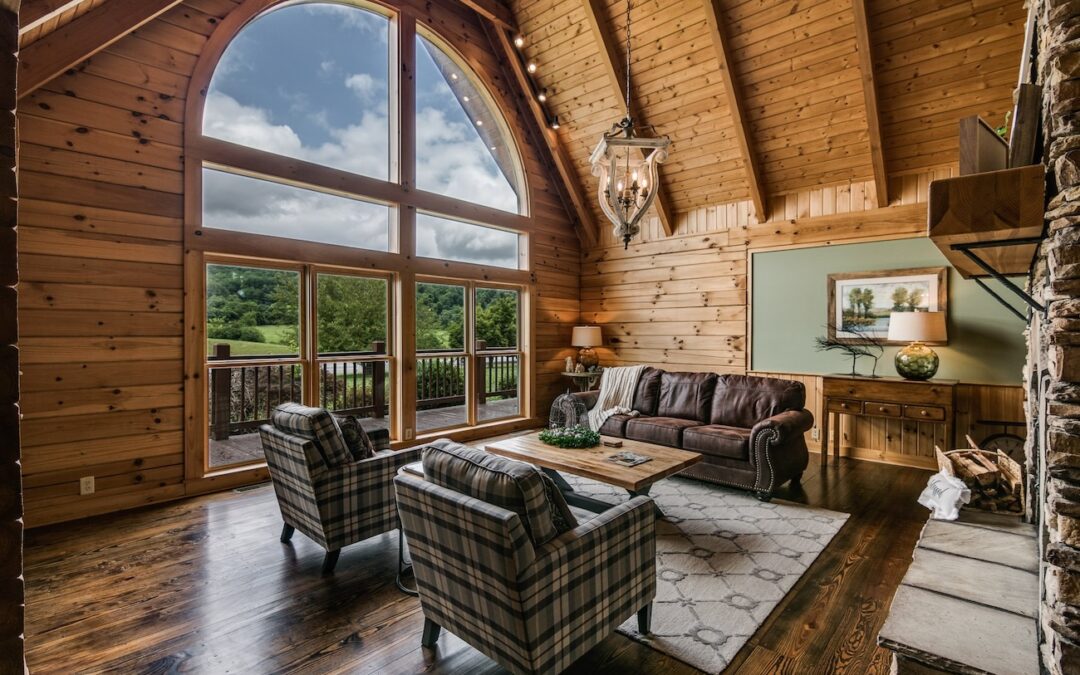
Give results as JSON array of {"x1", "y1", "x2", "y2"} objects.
[{"x1": 1032, "y1": 0, "x2": 1080, "y2": 671}]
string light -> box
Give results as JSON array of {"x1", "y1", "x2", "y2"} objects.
[
  {"x1": 537, "y1": 88, "x2": 548, "y2": 103},
  {"x1": 551, "y1": 115, "x2": 560, "y2": 129},
  {"x1": 513, "y1": 35, "x2": 525, "y2": 48},
  {"x1": 526, "y1": 60, "x2": 537, "y2": 74}
]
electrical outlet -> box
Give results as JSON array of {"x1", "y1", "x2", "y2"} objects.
[
  {"x1": 79, "y1": 476, "x2": 95, "y2": 495},
  {"x1": 811, "y1": 428, "x2": 820, "y2": 441},
  {"x1": 405, "y1": 427, "x2": 414, "y2": 440}
]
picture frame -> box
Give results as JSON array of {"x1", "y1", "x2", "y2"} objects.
[{"x1": 827, "y1": 267, "x2": 948, "y2": 345}]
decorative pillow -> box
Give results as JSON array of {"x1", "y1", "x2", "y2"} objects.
[
  {"x1": 421, "y1": 439, "x2": 577, "y2": 547},
  {"x1": 271, "y1": 402, "x2": 353, "y2": 468},
  {"x1": 335, "y1": 414, "x2": 375, "y2": 461}
]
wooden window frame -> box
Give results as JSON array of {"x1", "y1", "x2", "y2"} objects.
[{"x1": 182, "y1": 0, "x2": 537, "y2": 487}]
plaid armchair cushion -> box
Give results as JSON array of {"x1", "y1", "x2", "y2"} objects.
[
  {"x1": 271, "y1": 402, "x2": 352, "y2": 468},
  {"x1": 421, "y1": 439, "x2": 576, "y2": 547}
]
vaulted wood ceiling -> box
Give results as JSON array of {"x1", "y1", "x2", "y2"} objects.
[
  {"x1": 509, "y1": 0, "x2": 1027, "y2": 222},
  {"x1": 19, "y1": 0, "x2": 1028, "y2": 230}
]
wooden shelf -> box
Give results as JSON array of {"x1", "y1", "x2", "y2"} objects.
[{"x1": 927, "y1": 164, "x2": 1045, "y2": 279}]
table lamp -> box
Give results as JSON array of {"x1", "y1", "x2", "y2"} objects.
[
  {"x1": 571, "y1": 325, "x2": 602, "y2": 369},
  {"x1": 888, "y1": 312, "x2": 947, "y2": 380}
]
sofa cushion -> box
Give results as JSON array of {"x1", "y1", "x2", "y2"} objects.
[
  {"x1": 683, "y1": 425, "x2": 751, "y2": 461},
  {"x1": 632, "y1": 367, "x2": 663, "y2": 416},
  {"x1": 271, "y1": 403, "x2": 352, "y2": 468},
  {"x1": 421, "y1": 439, "x2": 577, "y2": 547},
  {"x1": 625, "y1": 417, "x2": 702, "y2": 448},
  {"x1": 657, "y1": 371, "x2": 717, "y2": 422},
  {"x1": 710, "y1": 375, "x2": 806, "y2": 429},
  {"x1": 600, "y1": 413, "x2": 634, "y2": 437},
  {"x1": 334, "y1": 414, "x2": 375, "y2": 460}
]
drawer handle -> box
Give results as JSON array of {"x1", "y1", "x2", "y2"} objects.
[
  {"x1": 919, "y1": 410, "x2": 928, "y2": 416},
  {"x1": 878, "y1": 406, "x2": 886, "y2": 412},
  {"x1": 841, "y1": 403, "x2": 849, "y2": 408}
]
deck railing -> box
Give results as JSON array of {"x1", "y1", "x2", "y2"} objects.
[{"x1": 208, "y1": 341, "x2": 519, "y2": 440}]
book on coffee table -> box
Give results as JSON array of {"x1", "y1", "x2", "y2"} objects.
[{"x1": 607, "y1": 451, "x2": 652, "y2": 467}]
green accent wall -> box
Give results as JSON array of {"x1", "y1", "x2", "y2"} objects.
[{"x1": 750, "y1": 238, "x2": 1026, "y2": 385}]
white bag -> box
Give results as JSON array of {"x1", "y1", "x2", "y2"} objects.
[{"x1": 918, "y1": 471, "x2": 971, "y2": 521}]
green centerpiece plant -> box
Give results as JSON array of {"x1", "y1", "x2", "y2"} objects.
[{"x1": 539, "y1": 425, "x2": 600, "y2": 449}]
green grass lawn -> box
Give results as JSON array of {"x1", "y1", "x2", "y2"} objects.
[{"x1": 208, "y1": 324, "x2": 294, "y2": 357}]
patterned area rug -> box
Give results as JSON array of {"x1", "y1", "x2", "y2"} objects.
[{"x1": 562, "y1": 475, "x2": 849, "y2": 674}]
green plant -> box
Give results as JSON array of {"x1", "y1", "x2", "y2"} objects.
[
  {"x1": 539, "y1": 425, "x2": 600, "y2": 449},
  {"x1": 995, "y1": 111, "x2": 1012, "y2": 139}
]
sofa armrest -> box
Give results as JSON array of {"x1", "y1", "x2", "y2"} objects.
[
  {"x1": 520, "y1": 495, "x2": 656, "y2": 614},
  {"x1": 572, "y1": 390, "x2": 600, "y2": 409},
  {"x1": 748, "y1": 409, "x2": 813, "y2": 496}
]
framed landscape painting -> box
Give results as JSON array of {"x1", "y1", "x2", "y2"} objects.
[{"x1": 827, "y1": 267, "x2": 948, "y2": 344}]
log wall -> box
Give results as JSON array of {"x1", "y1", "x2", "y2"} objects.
[{"x1": 15, "y1": 0, "x2": 581, "y2": 527}]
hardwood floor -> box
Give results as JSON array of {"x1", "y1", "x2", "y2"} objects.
[{"x1": 23, "y1": 453, "x2": 931, "y2": 674}]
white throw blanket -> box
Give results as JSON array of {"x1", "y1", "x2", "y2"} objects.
[{"x1": 587, "y1": 365, "x2": 646, "y2": 432}]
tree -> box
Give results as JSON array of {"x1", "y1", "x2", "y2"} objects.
[
  {"x1": 860, "y1": 289, "x2": 875, "y2": 318},
  {"x1": 891, "y1": 287, "x2": 909, "y2": 311},
  {"x1": 315, "y1": 275, "x2": 387, "y2": 353},
  {"x1": 848, "y1": 287, "x2": 864, "y2": 318},
  {"x1": 906, "y1": 287, "x2": 924, "y2": 311}
]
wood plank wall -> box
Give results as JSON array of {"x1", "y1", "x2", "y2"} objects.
[
  {"x1": 0, "y1": 3, "x2": 22, "y2": 667},
  {"x1": 583, "y1": 170, "x2": 1026, "y2": 468},
  {"x1": 15, "y1": 0, "x2": 582, "y2": 527}
]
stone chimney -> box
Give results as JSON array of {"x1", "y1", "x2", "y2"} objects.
[{"x1": 1034, "y1": 0, "x2": 1080, "y2": 671}]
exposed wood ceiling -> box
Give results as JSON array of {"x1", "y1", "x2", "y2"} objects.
[
  {"x1": 510, "y1": 0, "x2": 1026, "y2": 223},
  {"x1": 19, "y1": 0, "x2": 1027, "y2": 230}
]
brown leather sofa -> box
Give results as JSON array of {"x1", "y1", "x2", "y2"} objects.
[{"x1": 574, "y1": 368, "x2": 813, "y2": 500}]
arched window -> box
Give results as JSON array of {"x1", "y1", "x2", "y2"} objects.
[{"x1": 187, "y1": 1, "x2": 532, "y2": 477}]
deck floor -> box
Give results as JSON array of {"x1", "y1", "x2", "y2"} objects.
[
  {"x1": 23, "y1": 441, "x2": 933, "y2": 674},
  {"x1": 211, "y1": 398, "x2": 521, "y2": 466}
]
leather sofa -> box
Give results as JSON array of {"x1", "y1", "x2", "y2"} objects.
[{"x1": 574, "y1": 368, "x2": 813, "y2": 500}]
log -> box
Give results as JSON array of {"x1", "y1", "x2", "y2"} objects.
[{"x1": 951, "y1": 451, "x2": 1000, "y2": 487}]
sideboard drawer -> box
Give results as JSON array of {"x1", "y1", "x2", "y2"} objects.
[
  {"x1": 904, "y1": 405, "x2": 945, "y2": 421},
  {"x1": 828, "y1": 399, "x2": 863, "y2": 414},
  {"x1": 865, "y1": 402, "x2": 902, "y2": 418}
]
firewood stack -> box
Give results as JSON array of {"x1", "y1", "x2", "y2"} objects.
[{"x1": 934, "y1": 438, "x2": 1024, "y2": 514}]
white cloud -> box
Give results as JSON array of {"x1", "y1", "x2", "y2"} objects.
[
  {"x1": 202, "y1": 91, "x2": 521, "y2": 265},
  {"x1": 344, "y1": 73, "x2": 381, "y2": 101}
]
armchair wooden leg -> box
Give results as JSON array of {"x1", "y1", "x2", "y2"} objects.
[
  {"x1": 637, "y1": 605, "x2": 652, "y2": 634},
  {"x1": 280, "y1": 524, "x2": 295, "y2": 543},
  {"x1": 321, "y1": 549, "x2": 341, "y2": 575},
  {"x1": 421, "y1": 618, "x2": 441, "y2": 648}
]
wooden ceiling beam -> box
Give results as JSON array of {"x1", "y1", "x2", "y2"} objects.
[
  {"x1": 20, "y1": 0, "x2": 83, "y2": 34},
  {"x1": 17, "y1": 0, "x2": 184, "y2": 99},
  {"x1": 852, "y1": 0, "x2": 889, "y2": 208},
  {"x1": 484, "y1": 22, "x2": 597, "y2": 248},
  {"x1": 701, "y1": 0, "x2": 769, "y2": 222},
  {"x1": 459, "y1": 0, "x2": 516, "y2": 32},
  {"x1": 581, "y1": 0, "x2": 676, "y2": 237}
]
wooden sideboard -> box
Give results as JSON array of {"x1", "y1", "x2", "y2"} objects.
[{"x1": 820, "y1": 375, "x2": 957, "y2": 466}]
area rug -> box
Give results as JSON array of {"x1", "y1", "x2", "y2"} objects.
[{"x1": 562, "y1": 475, "x2": 849, "y2": 674}]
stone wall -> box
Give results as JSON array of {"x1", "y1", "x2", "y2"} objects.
[
  {"x1": 0, "y1": 2, "x2": 19, "y2": 671},
  {"x1": 1035, "y1": 0, "x2": 1080, "y2": 671}
]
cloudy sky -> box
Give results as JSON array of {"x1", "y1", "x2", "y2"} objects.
[{"x1": 202, "y1": 2, "x2": 520, "y2": 267}]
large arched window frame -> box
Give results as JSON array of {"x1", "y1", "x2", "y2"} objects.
[{"x1": 183, "y1": 0, "x2": 535, "y2": 483}]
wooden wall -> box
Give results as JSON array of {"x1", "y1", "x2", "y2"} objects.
[
  {"x1": 583, "y1": 168, "x2": 1026, "y2": 468},
  {"x1": 15, "y1": 0, "x2": 581, "y2": 527},
  {"x1": 0, "y1": 1, "x2": 22, "y2": 667}
]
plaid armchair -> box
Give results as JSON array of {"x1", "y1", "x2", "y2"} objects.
[
  {"x1": 394, "y1": 445, "x2": 656, "y2": 675},
  {"x1": 259, "y1": 405, "x2": 420, "y2": 575}
]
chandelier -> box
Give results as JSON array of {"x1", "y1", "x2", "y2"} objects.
[{"x1": 589, "y1": 0, "x2": 670, "y2": 249}]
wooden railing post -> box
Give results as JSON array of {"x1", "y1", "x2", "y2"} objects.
[
  {"x1": 476, "y1": 340, "x2": 487, "y2": 405},
  {"x1": 371, "y1": 340, "x2": 386, "y2": 418},
  {"x1": 210, "y1": 343, "x2": 231, "y2": 441}
]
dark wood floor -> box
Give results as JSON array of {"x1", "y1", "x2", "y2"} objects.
[{"x1": 23, "y1": 454, "x2": 931, "y2": 674}]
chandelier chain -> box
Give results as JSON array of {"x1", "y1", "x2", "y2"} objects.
[{"x1": 624, "y1": 0, "x2": 632, "y2": 118}]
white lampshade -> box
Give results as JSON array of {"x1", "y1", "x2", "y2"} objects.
[
  {"x1": 571, "y1": 325, "x2": 602, "y2": 348},
  {"x1": 887, "y1": 312, "x2": 947, "y2": 343}
]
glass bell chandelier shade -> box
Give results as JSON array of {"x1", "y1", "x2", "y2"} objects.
[{"x1": 590, "y1": 119, "x2": 669, "y2": 248}]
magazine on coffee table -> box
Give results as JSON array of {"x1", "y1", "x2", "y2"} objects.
[{"x1": 607, "y1": 451, "x2": 652, "y2": 467}]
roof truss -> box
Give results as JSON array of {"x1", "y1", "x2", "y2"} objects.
[
  {"x1": 19, "y1": 0, "x2": 84, "y2": 34},
  {"x1": 851, "y1": 0, "x2": 889, "y2": 207}
]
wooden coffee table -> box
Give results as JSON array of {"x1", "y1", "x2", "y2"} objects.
[{"x1": 484, "y1": 431, "x2": 702, "y2": 516}]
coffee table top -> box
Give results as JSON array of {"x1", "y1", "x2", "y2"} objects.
[{"x1": 484, "y1": 431, "x2": 702, "y2": 491}]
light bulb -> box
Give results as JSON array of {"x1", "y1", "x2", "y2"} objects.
[
  {"x1": 551, "y1": 115, "x2": 560, "y2": 129},
  {"x1": 476, "y1": 119, "x2": 483, "y2": 126},
  {"x1": 514, "y1": 35, "x2": 525, "y2": 48},
  {"x1": 537, "y1": 89, "x2": 547, "y2": 102},
  {"x1": 450, "y1": 73, "x2": 458, "y2": 80},
  {"x1": 527, "y1": 61, "x2": 537, "y2": 73},
  {"x1": 463, "y1": 95, "x2": 470, "y2": 102}
]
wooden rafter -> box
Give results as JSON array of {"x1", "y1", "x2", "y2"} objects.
[
  {"x1": 701, "y1": 0, "x2": 768, "y2": 222},
  {"x1": 581, "y1": 0, "x2": 676, "y2": 237},
  {"x1": 485, "y1": 22, "x2": 597, "y2": 248},
  {"x1": 852, "y1": 0, "x2": 889, "y2": 208},
  {"x1": 20, "y1": 0, "x2": 84, "y2": 33},
  {"x1": 17, "y1": 0, "x2": 183, "y2": 99},
  {"x1": 459, "y1": 0, "x2": 516, "y2": 32}
]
